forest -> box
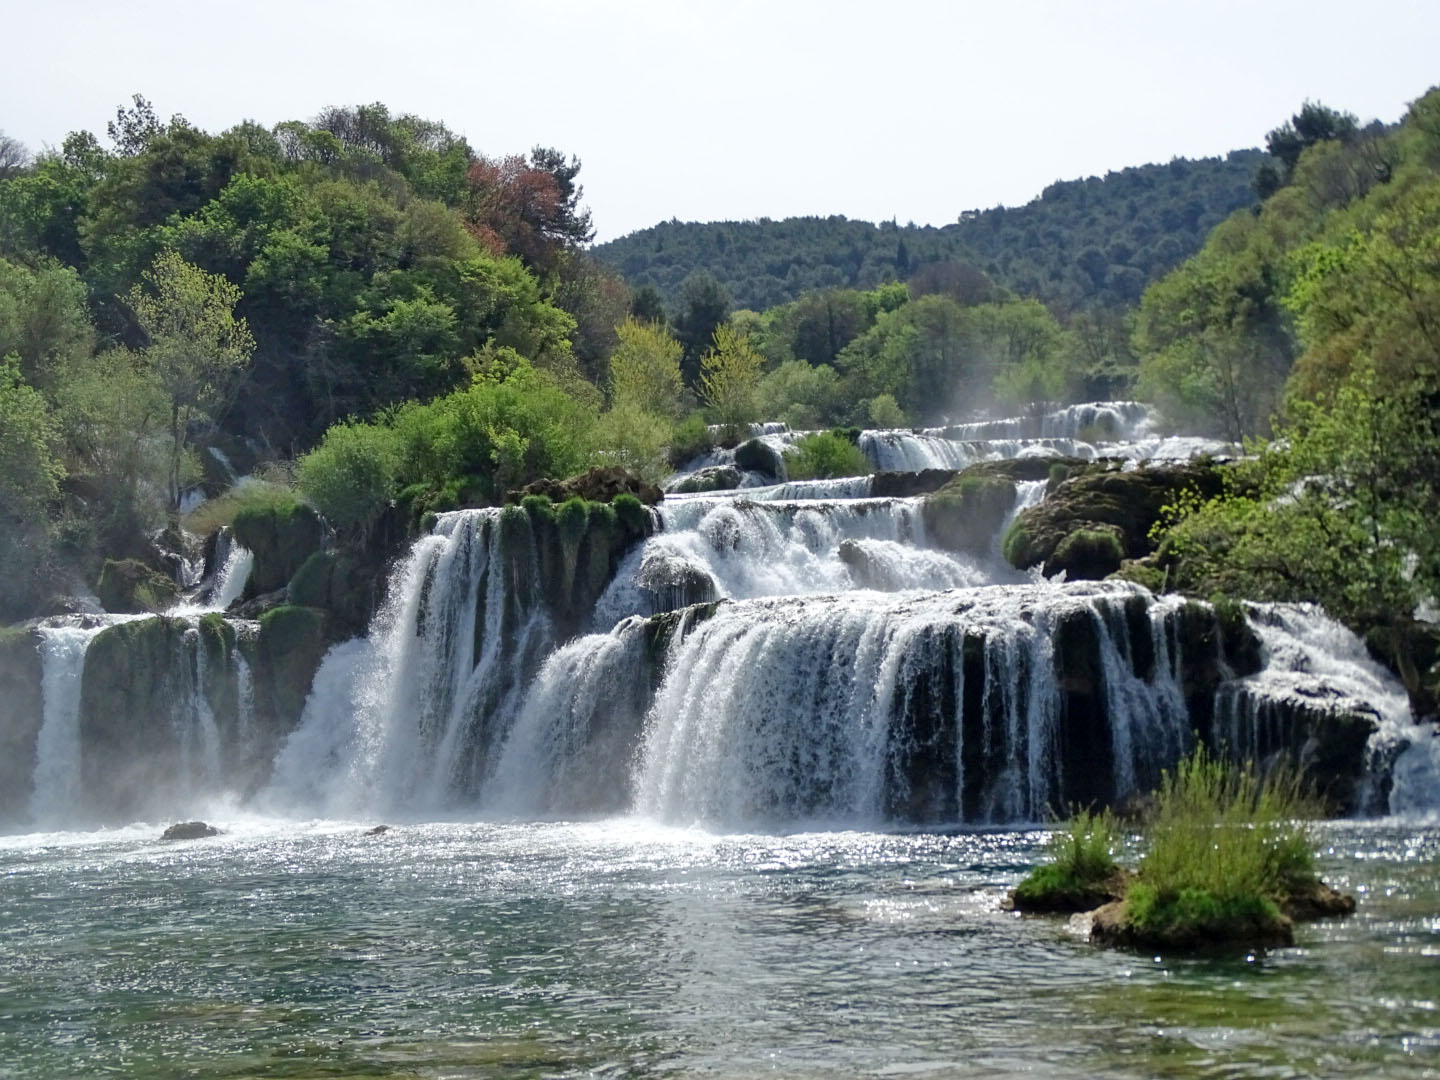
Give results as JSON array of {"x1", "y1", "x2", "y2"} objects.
[{"x1": 1, "y1": 88, "x2": 1438, "y2": 654}]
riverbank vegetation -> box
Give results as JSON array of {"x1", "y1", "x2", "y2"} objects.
[
  {"x1": 1, "y1": 86, "x2": 1437, "y2": 651},
  {"x1": 1013, "y1": 748, "x2": 1350, "y2": 950}
]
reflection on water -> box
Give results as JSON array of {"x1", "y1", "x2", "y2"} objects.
[{"x1": 0, "y1": 819, "x2": 1434, "y2": 1078}]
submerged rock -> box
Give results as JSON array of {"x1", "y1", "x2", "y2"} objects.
[
  {"x1": 161, "y1": 820, "x2": 219, "y2": 840},
  {"x1": 365, "y1": 824, "x2": 390, "y2": 835}
]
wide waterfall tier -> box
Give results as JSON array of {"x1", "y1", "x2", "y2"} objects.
[
  {"x1": 486, "y1": 582, "x2": 1410, "y2": 828},
  {"x1": 667, "y1": 402, "x2": 1234, "y2": 491}
]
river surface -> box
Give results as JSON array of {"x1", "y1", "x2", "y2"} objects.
[{"x1": 1, "y1": 817, "x2": 1435, "y2": 1079}]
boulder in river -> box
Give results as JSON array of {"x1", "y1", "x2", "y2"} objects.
[{"x1": 161, "y1": 821, "x2": 220, "y2": 840}]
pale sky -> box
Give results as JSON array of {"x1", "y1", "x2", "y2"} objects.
[{"x1": 4, "y1": 0, "x2": 1437, "y2": 241}]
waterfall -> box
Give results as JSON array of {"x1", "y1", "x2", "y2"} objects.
[
  {"x1": 28, "y1": 623, "x2": 117, "y2": 826},
  {"x1": 592, "y1": 496, "x2": 1014, "y2": 627},
  {"x1": 266, "y1": 508, "x2": 555, "y2": 817},
  {"x1": 627, "y1": 582, "x2": 1194, "y2": 828}
]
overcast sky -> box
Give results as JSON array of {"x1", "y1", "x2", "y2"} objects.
[{"x1": 4, "y1": 0, "x2": 1437, "y2": 241}]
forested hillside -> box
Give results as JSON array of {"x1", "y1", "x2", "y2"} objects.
[{"x1": 593, "y1": 151, "x2": 1266, "y2": 313}]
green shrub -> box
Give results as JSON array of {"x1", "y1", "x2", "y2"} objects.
[
  {"x1": 611, "y1": 493, "x2": 650, "y2": 536},
  {"x1": 1001, "y1": 519, "x2": 1032, "y2": 566},
  {"x1": 782, "y1": 431, "x2": 870, "y2": 480},
  {"x1": 1123, "y1": 746, "x2": 1319, "y2": 935},
  {"x1": 868, "y1": 393, "x2": 907, "y2": 428},
  {"x1": 668, "y1": 413, "x2": 713, "y2": 469},
  {"x1": 1012, "y1": 809, "x2": 1121, "y2": 911},
  {"x1": 184, "y1": 480, "x2": 301, "y2": 538},
  {"x1": 1050, "y1": 527, "x2": 1125, "y2": 579},
  {"x1": 297, "y1": 420, "x2": 401, "y2": 537}
]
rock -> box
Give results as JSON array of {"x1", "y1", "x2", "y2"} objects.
[
  {"x1": 869, "y1": 469, "x2": 959, "y2": 498},
  {"x1": 95, "y1": 558, "x2": 181, "y2": 614},
  {"x1": 1006, "y1": 868, "x2": 1132, "y2": 915},
  {"x1": 1003, "y1": 460, "x2": 1227, "y2": 575},
  {"x1": 231, "y1": 588, "x2": 289, "y2": 621},
  {"x1": 253, "y1": 605, "x2": 329, "y2": 734},
  {"x1": 733, "y1": 438, "x2": 784, "y2": 480},
  {"x1": 161, "y1": 821, "x2": 220, "y2": 840},
  {"x1": 1088, "y1": 898, "x2": 1296, "y2": 951},
  {"x1": 1365, "y1": 618, "x2": 1440, "y2": 720},
  {"x1": 1046, "y1": 526, "x2": 1125, "y2": 580},
  {"x1": 1282, "y1": 879, "x2": 1357, "y2": 921},
  {"x1": 232, "y1": 501, "x2": 325, "y2": 597},
  {"x1": 0, "y1": 627, "x2": 44, "y2": 820},
  {"x1": 921, "y1": 473, "x2": 1018, "y2": 555},
  {"x1": 365, "y1": 824, "x2": 390, "y2": 835},
  {"x1": 287, "y1": 551, "x2": 381, "y2": 640},
  {"x1": 508, "y1": 466, "x2": 663, "y2": 507},
  {"x1": 669, "y1": 465, "x2": 743, "y2": 494}
]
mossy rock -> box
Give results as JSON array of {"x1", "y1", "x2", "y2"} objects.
[
  {"x1": 1364, "y1": 618, "x2": 1440, "y2": 719},
  {"x1": 1009, "y1": 866, "x2": 1130, "y2": 914},
  {"x1": 0, "y1": 626, "x2": 44, "y2": 820},
  {"x1": 869, "y1": 468, "x2": 960, "y2": 498},
  {"x1": 254, "y1": 605, "x2": 329, "y2": 732},
  {"x1": 288, "y1": 551, "x2": 378, "y2": 639},
  {"x1": 1090, "y1": 891, "x2": 1296, "y2": 951},
  {"x1": 1046, "y1": 526, "x2": 1125, "y2": 580},
  {"x1": 507, "y1": 465, "x2": 663, "y2": 507},
  {"x1": 671, "y1": 465, "x2": 743, "y2": 494},
  {"x1": 1002, "y1": 460, "x2": 1227, "y2": 574},
  {"x1": 921, "y1": 473, "x2": 1018, "y2": 554},
  {"x1": 733, "y1": 438, "x2": 784, "y2": 479},
  {"x1": 95, "y1": 558, "x2": 181, "y2": 614},
  {"x1": 1112, "y1": 556, "x2": 1168, "y2": 593},
  {"x1": 232, "y1": 502, "x2": 325, "y2": 597}
]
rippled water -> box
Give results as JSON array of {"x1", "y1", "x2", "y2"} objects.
[{"x1": 0, "y1": 819, "x2": 1435, "y2": 1078}]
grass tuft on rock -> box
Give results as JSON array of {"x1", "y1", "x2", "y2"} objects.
[
  {"x1": 1094, "y1": 746, "x2": 1328, "y2": 949},
  {"x1": 1011, "y1": 809, "x2": 1123, "y2": 913}
]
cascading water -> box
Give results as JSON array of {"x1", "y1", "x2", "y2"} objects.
[
  {"x1": 28, "y1": 622, "x2": 126, "y2": 826},
  {"x1": 265, "y1": 508, "x2": 556, "y2": 817},
  {"x1": 10, "y1": 397, "x2": 1435, "y2": 831}
]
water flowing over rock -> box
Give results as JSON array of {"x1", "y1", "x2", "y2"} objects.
[{"x1": 5, "y1": 401, "x2": 1435, "y2": 831}]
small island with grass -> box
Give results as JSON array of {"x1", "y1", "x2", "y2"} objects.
[{"x1": 1009, "y1": 747, "x2": 1356, "y2": 951}]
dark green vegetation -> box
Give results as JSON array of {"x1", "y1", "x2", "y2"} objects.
[
  {"x1": 1010, "y1": 810, "x2": 1123, "y2": 913},
  {"x1": 1014, "y1": 748, "x2": 1354, "y2": 950},
  {"x1": 594, "y1": 152, "x2": 1265, "y2": 313}
]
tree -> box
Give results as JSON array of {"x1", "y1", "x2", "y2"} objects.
[
  {"x1": 0, "y1": 357, "x2": 63, "y2": 618},
  {"x1": 107, "y1": 94, "x2": 163, "y2": 156},
  {"x1": 0, "y1": 132, "x2": 28, "y2": 178},
  {"x1": 608, "y1": 317, "x2": 684, "y2": 417},
  {"x1": 1264, "y1": 101, "x2": 1360, "y2": 184},
  {"x1": 673, "y1": 271, "x2": 731, "y2": 386},
  {"x1": 128, "y1": 251, "x2": 254, "y2": 506},
  {"x1": 699, "y1": 323, "x2": 763, "y2": 427},
  {"x1": 464, "y1": 147, "x2": 593, "y2": 273}
]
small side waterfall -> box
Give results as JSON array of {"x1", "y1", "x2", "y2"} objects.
[
  {"x1": 28, "y1": 623, "x2": 120, "y2": 826},
  {"x1": 266, "y1": 508, "x2": 556, "y2": 817}
]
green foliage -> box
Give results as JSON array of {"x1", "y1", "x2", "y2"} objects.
[
  {"x1": 594, "y1": 152, "x2": 1264, "y2": 313},
  {"x1": 592, "y1": 401, "x2": 672, "y2": 484},
  {"x1": 1013, "y1": 810, "x2": 1120, "y2": 908},
  {"x1": 699, "y1": 323, "x2": 764, "y2": 427},
  {"x1": 667, "y1": 412, "x2": 713, "y2": 469},
  {"x1": 0, "y1": 356, "x2": 63, "y2": 618},
  {"x1": 781, "y1": 431, "x2": 870, "y2": 480},
  {"x1": 184, "y1": 480, "x2": 299, "y2": 538},
  {"x1": 755, "y1": 359, "x2": 844, "y2": 429},
  {"x1": 868, "y1": 393, "x2": 907, "y2": 428},
  {"x1": 608, "y1": 316, "x2": 684, "y2": 418},
  {"x1": 1132, "y1": 746, "x2": 1318, "y2": 922},
  {"x1": 1051, "y1": 528, "x2": 1125, "y2": 576},
  {"x1": 296, "y1": 420, "x2": 401, "y2": 538}
]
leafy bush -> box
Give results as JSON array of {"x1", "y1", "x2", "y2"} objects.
[
  {"x1": 1122, "y1": 746, "x2": 1319, "y2": 935},
  {"x1": 297, "y1": 421, "x2": 402, "y2": 537},
  {"x1": 782, "y1": 431, "x2": 870, "y2": 480},
  {"x1": 1012, "y1": 809, "x2": 1121, "y2": 911},
  {"x1": 184, "y1": 480, "x2": 301, "y2": 538},
  {"x1": 668, "y1": 412, "x2": 714, "y2": 469}
]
